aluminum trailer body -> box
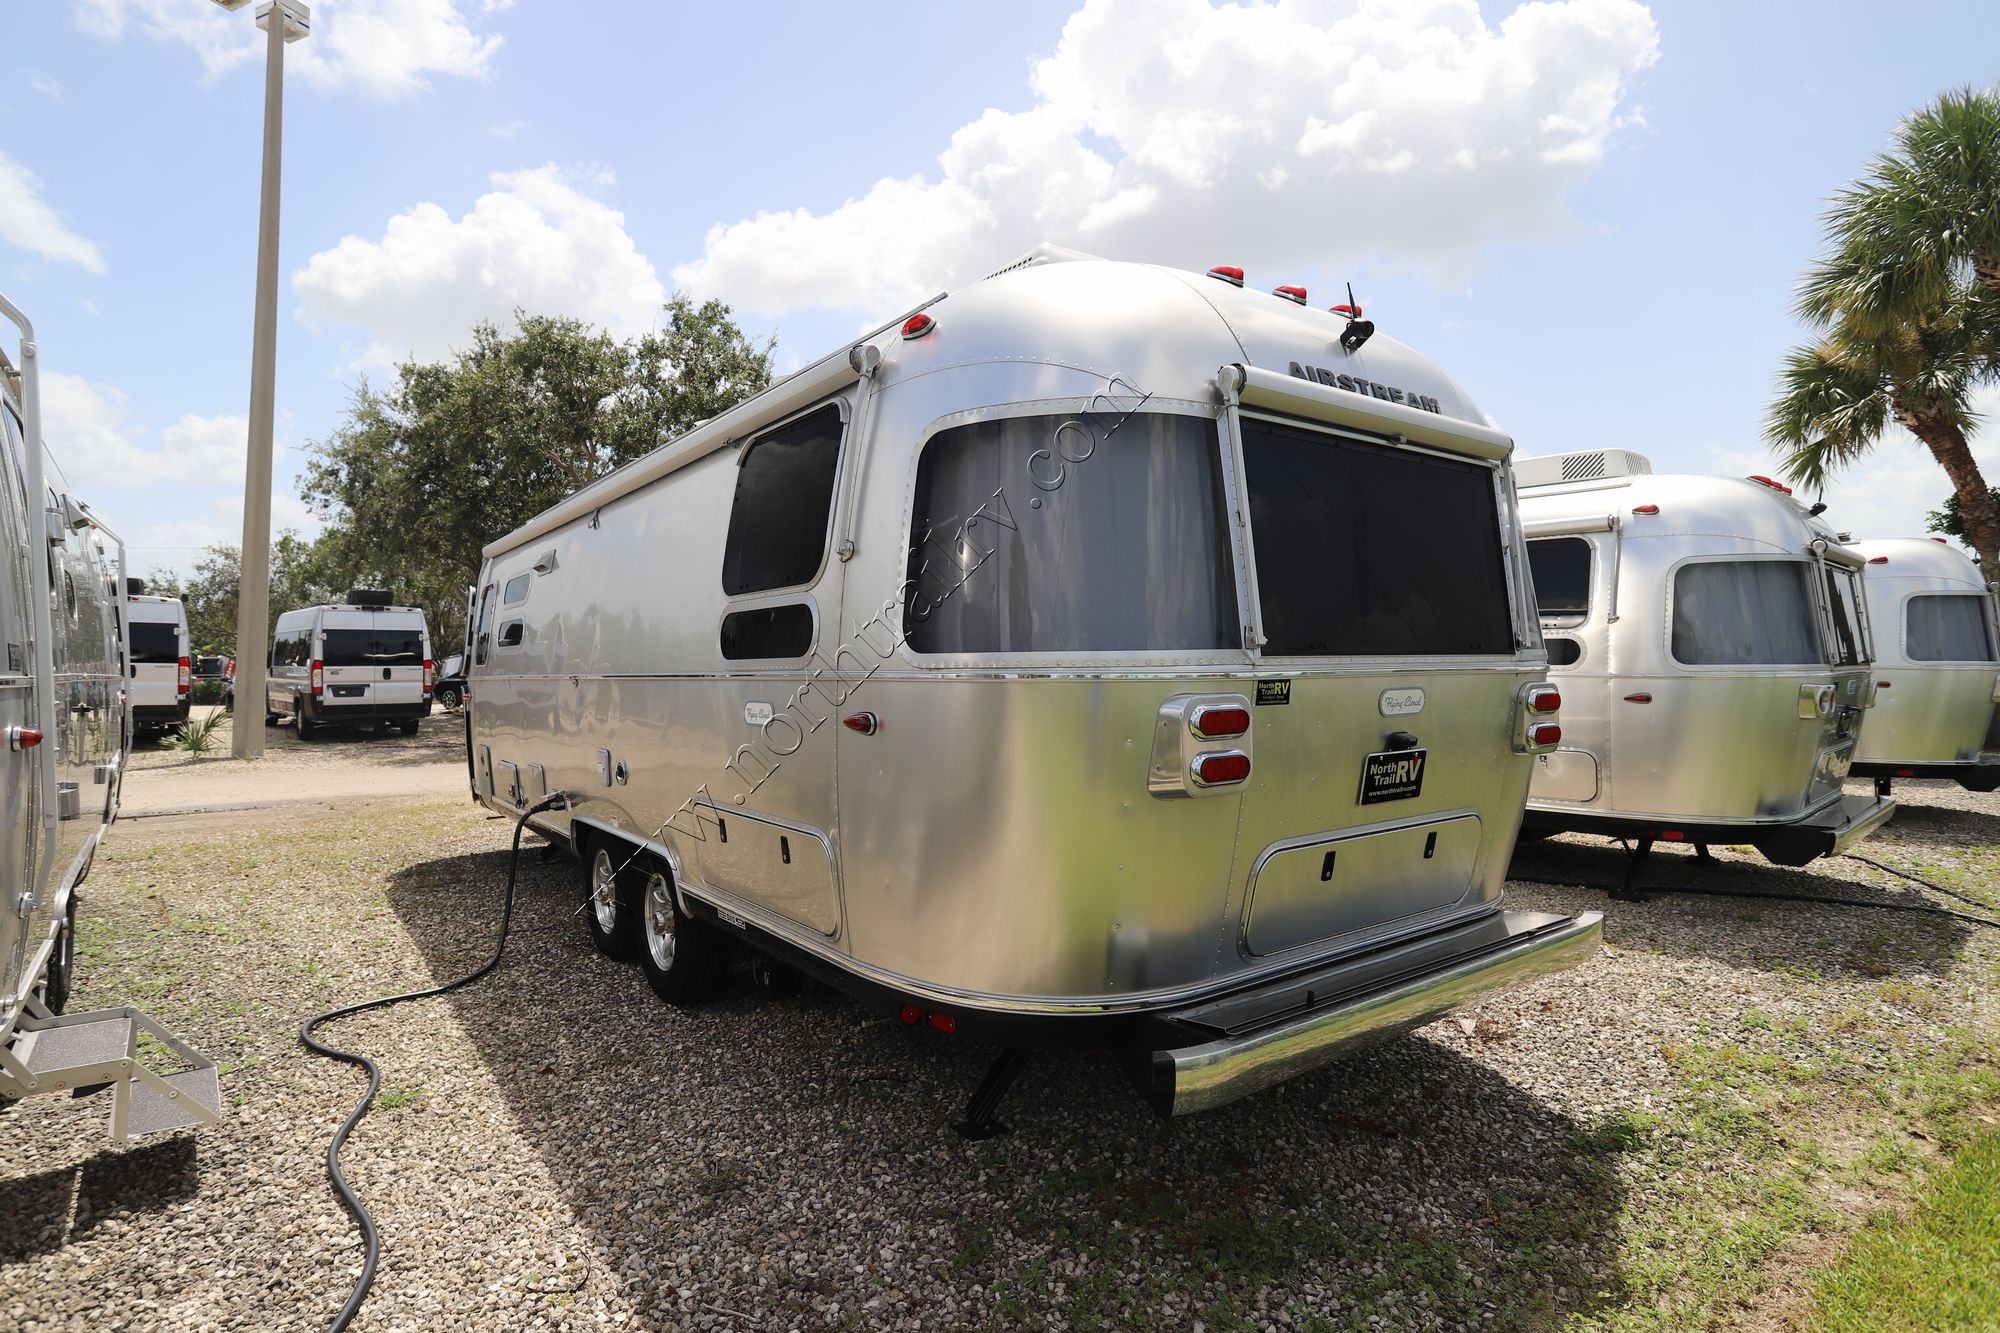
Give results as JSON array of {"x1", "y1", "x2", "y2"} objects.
[
  {"x1": 1849, "y1": 537, "x2": 2000, "y2": 792},
  {"x1": 0, "y1": 290, "x2": 218, "y2": 1139},
  {"x1": 1516, "y1": 452, "x2": 1892, "y2": 866},
  {"x1": 467, "y1": 249, "x2": 1600, "y2": 1118}
]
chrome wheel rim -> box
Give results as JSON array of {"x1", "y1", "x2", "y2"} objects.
[
  {"x1": 590, "y1": 849, "x2": 620, "y2": 935},
  {"x1": 644, "y1": 871, "x2": 677, "y2": 971}
]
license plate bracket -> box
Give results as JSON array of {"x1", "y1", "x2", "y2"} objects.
[{"x1": 1358, "y1": 748, "x2": 1427, "y2": 805}]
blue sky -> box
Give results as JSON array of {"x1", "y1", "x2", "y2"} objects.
[{"x1": 5, "y1": 0, "x2": 1998, "y2": 580}]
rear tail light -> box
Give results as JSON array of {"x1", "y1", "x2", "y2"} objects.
[
  {"x1": 1526, "y1": 721, "x2": 1562, "y2": 748},
  {"x1": 1525, "y1": 685, "x2": 1561, "y2": 714},
  {"x1": 1189, "y1": 751, "x2": 1251, "y2": 786},
  {"x1": 310, "y1": 659, "x2": 324, "y2": 698},
  {"x1": 927, "y1": 1011, "x2": 956, "y2": 1035},
  {"x1": 423, "y1": 658, "x2": 435, "y2": 694},
  {"x1": 177, "y1": 656, "x2": 191, "y2": 694},
  {"x1": 1189, "y1": 704, "x2": 1250, "y2": 740},
  {"x1": 7, "y1": 725, "x2": 42, "y2": 751}
]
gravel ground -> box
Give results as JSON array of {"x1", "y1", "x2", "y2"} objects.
[{"x1": 1, "y1": 754, "x2": 1994, "y2": 1331}]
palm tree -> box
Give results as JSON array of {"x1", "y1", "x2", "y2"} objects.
[{"x1": 1768, "y1": 87, "x2": 2000, "y2": 572}]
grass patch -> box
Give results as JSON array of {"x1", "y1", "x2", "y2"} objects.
[
  {"x1": 1805, "y1": 1126, "x2": 2000, "y2": 1331},
  {"x1": 375, "y1": 1085, "x2": 427, "y2": 1111}
]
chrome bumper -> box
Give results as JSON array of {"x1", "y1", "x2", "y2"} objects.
[{"x1": 1149, "y1": 909, "x2": 1602, "y2": 1117}]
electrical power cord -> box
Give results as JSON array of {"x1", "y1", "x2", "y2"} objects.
[{"x1": 299, "y1": 789, "x2": 574, "y2": 1333}]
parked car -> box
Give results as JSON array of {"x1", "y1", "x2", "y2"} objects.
[
  {"x1": 124, "y1": 592, "x2": 191, "y2": 738},
  {"x1": 433, "y1": 653, "x2": 466, "y2": 711},
  {"x1": 266, "y1": 592, "x2": 434, "y2": 738}
]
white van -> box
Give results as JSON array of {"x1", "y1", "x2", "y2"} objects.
[
  {"x1": 123, "y1": 590, "x2": 190, "y2": 737},
  {"x1": 266, "y1": 592, "x2": 433, "y2": 738}
]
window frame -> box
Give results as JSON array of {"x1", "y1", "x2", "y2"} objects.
[
  {"x1": 895, "y1": 397, "x2": 1254, "y2": 669},
  {"x1": 719, "y1": 399, "x2": 851, "y2": 600},
  {"x1": 1665, "y1": 554, "x2": 1824, "y2": 670}
]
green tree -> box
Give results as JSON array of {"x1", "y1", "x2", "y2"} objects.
[
  {"x1": 1767, "y1": 87, "x2": 2000, "y2": 572},
  {"x1": 1926, "y1": 486, "x2": 2000, "y2": 544},
  {"x1": 302, "y1": 296, "x2": 772, "y2": 651},
  {"x1": 152, "y1": 531, "x2": 340, "y2": 654}
]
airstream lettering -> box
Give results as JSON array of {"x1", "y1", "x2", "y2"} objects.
[
  {"x1": 1850, "y1": 538, "x2": 2000, "y2": 792},
  {"x1": 468, "y1": 249, "x2": 1602, "y2": 1128},
  {"x1": 1516, "y1": 451, "x2": 1895, "y2": 870}
]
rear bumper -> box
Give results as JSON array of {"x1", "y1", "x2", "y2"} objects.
[
  {"x1": 1853, "y1": 756, "x2": 2000, "y2": 793},
  {"x1": 1137, "y1": 908, "x2": 1602, "y2": 1117},
  {"x1": 131, "y1": 703, "x2": 189, "y2": 724},
  {"x1": 1522, "y1": 792, "x2": 1896, "y2": 867},
  {"x1": 305, "y1": 700, "x2": 430, "y2": 723}
]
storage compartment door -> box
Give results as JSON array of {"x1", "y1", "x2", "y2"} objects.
[{"x1": 1243, "y1": 814, "x2": 1481, "y2": 957}]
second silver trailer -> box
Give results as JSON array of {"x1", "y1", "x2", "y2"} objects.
[
  {"x1": 1516, "y1": 451, "x2": 1893, "y2": 868},
  {"x1": 466, "y1": 248, "x2": 1601, "y2": 1128}
]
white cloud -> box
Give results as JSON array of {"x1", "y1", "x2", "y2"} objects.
[
  {"x1": 27, "y1": 70, "x2": 63, "y2": 100},
  {"x1": 43, "y1": 372, "x2": 271, "y2": 491},
  {"x1": 673, "y1": 0, "x2": 1660, "y2": 317},
  {"x1": 293, "y1": 165, "x2": 668, "y2": 368},
  {"x1": 128, "y1": 491, "x2": 319, "y2": 577},
  {"x1": 488, "y1": 118, "x2": 529, "y2": 139},
  {"x1": 75, "y1": 0, "x2": 507, "y2": 100},
  {"x1": 0, "y1": 151, "x2": 107, "y2": 273},
  {"x1": 1704, "y1": 385, "x2": 2000, "y2": 548}
]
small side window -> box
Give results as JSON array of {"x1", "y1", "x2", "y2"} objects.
[
  {"x1": 497, "y1": 619, "x2": 524, "y2": 649},
  {"x1": 503, "y1": 573, "x2": 531, "y2": 606},
  {"x1": 1546, "y1": 636, "x2": 1583, "y2": 666},
  {"x1": 1527, "y1": 537, "x2": 1592, "y2": 622},
  {"x1": 720, "y1": 603, "x2": 814, "y2": 661}
]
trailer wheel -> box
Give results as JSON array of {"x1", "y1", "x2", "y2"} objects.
[
  {"x1": 584, "y1": 842, "x2": 640, "y2": 960},
  {"x1": 637, "y1": 859, "x2": 720, "y2": 1004}
]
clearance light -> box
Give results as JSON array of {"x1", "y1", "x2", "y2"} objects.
[
  {"x1": 1526, "y1": 721, "x2": 1562, "y2": 747},
  {"x1": 1623, "y1": 693, "x2": 1653, "y2": 703},
  {"x1": 1330, "y1": 302, "x2": 1364, "y2": 319},
  {"x1": 1190, "y1": 751, "x2": 1251, "y2": 786},
  {"x1": 1632, "y1": 504, "x2": 1660, "y2": 515},
  {"x1": 1274, "y1": 284, "x2": 1308, "y2": 305},
  {"x1": 1525, "y1": 685, "x2": 1561, "y2": 714},
  {"x1": 1660, "y1": 830, "x2": 1687, "y2": 841},
  {"x1": 1189, "y1": 704, "x2": 1250, "y2": 739},
  {"x1": 1207, "y1": 265, "x2": 1245, "y2": 286},
  {"x1": 1933, "y1": 537, "x2": 1950, "y2": 544},
  {"x1": 927, "y1": 1011, "x2": 956, "y2": 1035},
  {"x1": 7, "y1": 726, "x2": 42, "y2": 751},
  {"x1": 310, "y1": 659, "x2": 325, "y2": 698},
  {"x1": 901, "y1": 313, "x2": 935, "y2": 340},
  {"x1": 842, "y1": 712, "x2": 879, "y2": 736},
  {"x1": 1747, "y1": 474, "x2": 1794, "y2": 494},
  {"x1": 1868, "y1": 556, "x2": 1889, "y2": 564}
]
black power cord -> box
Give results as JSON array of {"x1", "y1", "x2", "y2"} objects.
[{"x1": 299, "y1": 790, "x2": 574, "y2": 1332}]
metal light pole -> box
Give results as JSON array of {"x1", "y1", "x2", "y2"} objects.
[{"x1": 215, "y1": 0, "x2": 309, "y2": 758}]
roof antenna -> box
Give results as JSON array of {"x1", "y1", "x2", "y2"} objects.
[{"x1": 1335, "y1": 283, "x2": 1375, "y2": 354}]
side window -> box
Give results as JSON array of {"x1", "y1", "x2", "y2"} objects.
[
  {"x1": 1527, "y1": 538, "x2": 1592, "y2": 622},
  {"x1": 1907, "y1": 594, "x2": 1998, "y2": 662},
  {"x1": 503, "y1": 573, "x2": 530, "y2": 606},
  {"x1": 1545, "y1": 636, "x2": 1583, "y2": 667},
  {"x1": 497, "y1": 619, "x2": 524, "y2": 649},
  {"x1": 720, "y1": 405, "x2": 844, "y2": 596},
  {"x1": 473, "y1": 584, "x2": 496, "y2": 665},
  {"x1": 721, "y1": 603, "x2": 815, "y2": 661},
  {"x1": 1820, "y1": 565, "x2": 1866, "y2": 667},
  {"x1": 1671, "y1": 560, "x2": 1819, "y2": 665}
]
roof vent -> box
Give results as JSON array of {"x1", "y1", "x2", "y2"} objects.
[{"x1": 346, "y1": 588, "x2": 393, "y2": 608}]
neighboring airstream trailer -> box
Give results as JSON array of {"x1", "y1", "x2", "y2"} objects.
[
  {"x1": 1515, "y1": 450, "x2": 1893, "y2": 872},
  {"x1": 1850, "y1": 538, "x2": 2000, "y2": 793},
  {"x1": 0, "y1": 290, "x2": 218, "y2": 1138},
  {"x1": 465, "y1": 248, "x2": 1601, "y2": 1130}
]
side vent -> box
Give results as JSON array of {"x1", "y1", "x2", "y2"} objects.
[{"x1": 1515, "y1": 449, "x2": 1654, "y2": 491}]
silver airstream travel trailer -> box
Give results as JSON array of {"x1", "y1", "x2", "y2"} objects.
[
  {"x1": 466, "y1": 248, "x2": 1601, "y2": 1130},
  {"x1": 1850, "y1": 538, "x2": 2000, "y2": 792},
  {"x1": 1515, "y1": 451, "x2": 1893, "y2": 872},
  {"x1": 0, "y1": 290, "x2": 218, "y2": 1138}
]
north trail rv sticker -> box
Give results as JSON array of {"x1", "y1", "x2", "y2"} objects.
[{"x1": 1255, "y1": 679, "x2": 1292, "y2": 707}]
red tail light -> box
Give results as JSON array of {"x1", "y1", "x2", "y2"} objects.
[
  {"x1": 1527, "y1": 722, "x2": 1562, "y2": 747},
  {"x1": 177, "y1": 656, "x2": 191, "y2": 694},
  {"x1": 423, "y1": 658, "x2": 435, "y2": 694},
  {"x1": 899, "y1": 1004, "x2": 921, "y2": 1026},
  {"x1": 7, "y1": 725, "x2": 42, "y2": 751},
  {"x1": 1525, "y1": 685, "x2": 1561, "y2": 714},
  {"x1": 927, "y1": 1011, "x2": 956, "y2": 1034},
  {"x1": 1189, "y1": 704, "x2": 1250, "y2": 739},
  {"x1": 310, "y1": 659, "x2": 324, "y2": 698},
  {"x1": 1189, "y1": 751, "x2": 1251, "y2": 786}
]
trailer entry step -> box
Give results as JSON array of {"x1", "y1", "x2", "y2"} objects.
[
  {"x1": 0, "y1": 1002, "x2": 223, "y2": 1140},
  {"x1": 20, "y1": 1013, "x2": 133, "y2": 1075},
  {"x1": 127, "y1": 1066, "x2": 224, "y2": 1136}
]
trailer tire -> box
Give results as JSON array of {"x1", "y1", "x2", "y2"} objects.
[
  {"x1": 636, "y1": 857, "x2": 721, "y2": 1004},
  {"x1": 584, "y1": 841, "x2": 641, "y2": 961}
]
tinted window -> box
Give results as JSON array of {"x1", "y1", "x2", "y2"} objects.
[
  {"x1": 902, "y1": 412, "x2": 1237, "y2": 654},
  {"x1": 1546, "y1": 636, "x2": 1583, "y2": 666},
  {"x1": 1821, "y1": 565, "x2": 1867, "y2": 667},
  {"x1": 1241, "y1": 418, "x2": 1514, "y2": 656},
  {"x1": 503, "y1": 573, "x2": 530, "y2": 605},
  {"x1": 1907, "y1": 594, "x2": 1997, "y2": 662},
  {"x1": 130, "y1": 621, "x2": 179, "y2": 663},
  {"x1": 721, "y1": 603, "x2": 815, "y2": 660},
  {"x1": 473, "y1": 584, "x2": 496, "y2": 666},
  {"x1": 721, "y1": 405, "x2": 844, "y2": 595},
  {"x1": 322, "y1": 628, "x2": 424, "y2": 665},
  {"x1": 1671, "y1": 561, "x2": 1819, "y2": 665},
  {"x1": 1528, "y1": 538, "x2": 1592, "y2": 619}
]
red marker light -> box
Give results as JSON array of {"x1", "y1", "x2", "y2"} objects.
[
  {"x1": 1526, "y1": 721, "x2": 1562, "y2": 747},
  {"x1": 7, "y1": 726, "x2": 43, "y2": 751},
  {"x1": 1526, "y1": 685, "x2": 1561, "y2": 714},
  {"x1": 927, "y1": 1011, "x2": 956, "y2": 1035},
  {"x1": 842, "y1": 712, "x2": 879, "y2": 736},
  {"x1": 901, "y1": 313, "x2": 935, "y2": 339},
  {"x1": 1746, "y1": 474, "x2": 1794, "y2": 495},
  {"x1": 1867, "y1": 556, "x2": 1889, "y2": 564},
  {"x1": 1190, "y1": 751, "x2": 1251, "y2": 786},
  {"x1": 1330, "y1": 302, "x2": 1364, "y2": 319},
  {"x1": 1632, "y1": 504, "x2": 1660, "y2": 515},
  {"x1": 899, "y1": 1004, "x2": 921, "y2": 1026},
  {"x1": 1207, "y1": 265, "x2": 1245, "y2": 287},
  {"x1": 1274, "y1": 284, "x2": 1308, "y2": 305},
  {"x1": 1623, "y1": 693, "x2": 1653, "y2": 703},
  {"x1": 1660, "y1": 830, "x2": 1686, "y2": 841},
  {"x1": 1189, "y1": 705, "x2": 1250, "y2": 739},
  {"x1": 1932, "y1": 537, "x2": 1950, "y2": 544}
]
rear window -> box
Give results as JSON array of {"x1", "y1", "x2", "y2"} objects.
[
  {"x1": 1527, "y1": 538, "x2": 1592, "y2": 619},
  {"x1": 1907, "y1": 594, "x2": 1998, "y2": 662},
  {"x1": 902, "y1": 412, "x2": 1237, "y2": 654},
  {"x1": 1671, "y1": 560, "x2": 1819, "y2": 665},
  {"x1": 321, "y1": 627, "x2": 424, "y2": 665},
  {"x1": 129, "y1": 621, "x2": 179, "y2": 664},
  {"x1": 1240, "y1": 418, "x2": 1515, "y2": 656}
]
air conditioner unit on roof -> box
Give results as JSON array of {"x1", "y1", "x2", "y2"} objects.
[{"x1": 1514, "y1": 449, "x2": 1653, "y2": 490}]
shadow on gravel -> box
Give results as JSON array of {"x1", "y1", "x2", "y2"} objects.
[
  {"x1": 0, "y1": 1135, "x2": 199, "y2": 1262},
  {"x1": 1508, "y1": 836, "x2": 1971, "y2": 977},
  {"x1": 372, "y1": 845, "x2": 1631, "y2": 1329},
  {"x1": 1876, "y1": 787, "x2": 2000, "y2": 846}
]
